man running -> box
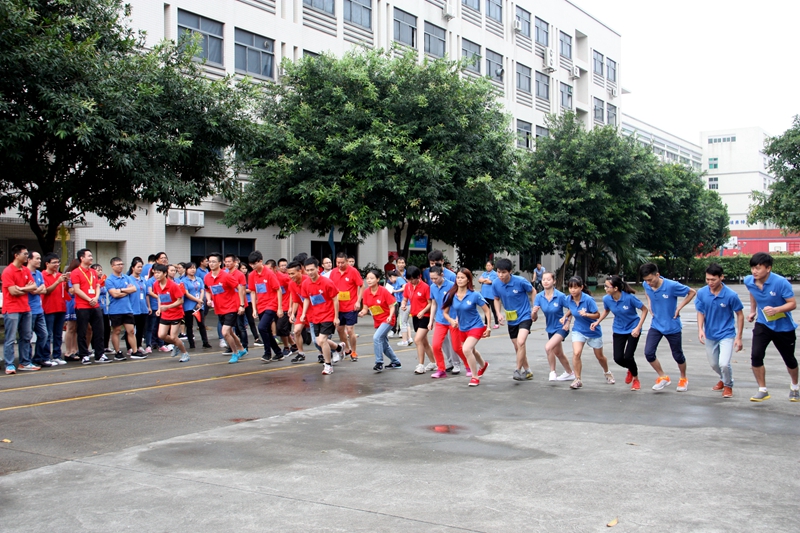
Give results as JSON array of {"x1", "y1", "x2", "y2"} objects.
[
  {"x1": 492, "y1": 258, "x2": 537, "y2": 380},
  {"x1": 204, "y1": 253, "x2": 246, "y2": 363},
  {"x1": 329, "y1": 252, "x2": 363, "y2": 361},
  {"x1": 300, "y1": 257, "x2": 344, "y2": 375}
]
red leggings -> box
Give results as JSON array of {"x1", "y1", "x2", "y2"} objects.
[{"x1": 432, "y1": 323, "x2": 468, "y2": 371}]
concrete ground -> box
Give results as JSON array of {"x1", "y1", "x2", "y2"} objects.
[{"x1": 1, "y1": 284, "x2": 798, "y2": 532}]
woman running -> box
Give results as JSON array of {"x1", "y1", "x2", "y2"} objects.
[
  {"x1": 591, "y1": 275, "x2": 648, "y2": 391},
  {"x1": 401, "y1": 265, "x2": 435, "y2": 374},
  {"x1": 561, "y1": 276, "x2": 614, "y2": 389},
  {"x1": 442, "y1": 268, "x2": 491, "y2": 387},
  {"x1": 359, "y1": 270, "x2": 402, "y2": 372},
  {"x1": 532, "y1": 271, "x2": 575, "y2": 382}
]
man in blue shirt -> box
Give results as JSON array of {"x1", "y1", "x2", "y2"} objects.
[
  {"x1": 640, "y1": 262, "x2": 697, "y2": 392},
  {"x1": 105, "y1": 257, "x2": 140, "y2": 360},
  {"x1": 744, "y1": 252, "x2": 798, "y2": 402},
  {"x1": 477, "y1": 260, "x2": 499, "y2": 329},
  {"x1": 428, "y1": 266, "x2": 461, "y2": 377},
  {"x1": 27, "y1": 252, "x2": 53, "y2": 367},
  {"x1": 422, "y1": 249, "x2": 455, "y2": 285},
  {"x1": 696, "y1": 263, "x2": 744, "y2": 398},
  {"x1": 492, "y1": 258, "x2": 538, "y2": 381}
]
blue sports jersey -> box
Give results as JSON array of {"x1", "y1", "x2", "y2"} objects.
[
  {"x1": 129, "y1": 275, "x2": 149, "y2": 315},
  {"x1": 430, "y1": 278, "x2": 455, "y2": 325},
  {"x1": 566, "y1": 292, "x2": 601, "y2": 338},
  {"x1": 423, "y1": 267, "x2": 456, "y2": 285},
  {"x1": 492, "y1": 275, "x2": 533, "y2": 326},
  {"x1": 146, "y1": 276, "x2": 159, "y2": 311},
  {"x1": 603, "y1": 292, "x2": 644, "y2": 335},
  {"x1": 446, "y1": 290, "x2": 488, "y2": 331},
  {"x1": 181, "y1": 277, "x2": 205, "y2": 312},
  {"x1": 643, "y1": 277, "x2": 691, "y2": 335},
  {"x1": 534, "y1": 289, "x2": 570, "y2": 333},
  {"x1": 28, "y1": 269, "x2": 44, "y2": 315},
  {"x1": 105, "y1": 273, "x2": 134, "y2": 315},
  {"x1": 479, "y1": 270, "x2": 498, "y2": 300},
  {"x1": 743, "y1": 273, "x2": 796, "y2": 332},
  {"x1": 695, "y1": 284, "x2": 743, "y2": 340},
  {"x1": 388, "y1": 277, "x2": 407, "y2": 303}
]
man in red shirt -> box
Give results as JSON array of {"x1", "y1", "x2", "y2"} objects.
[
  {"x1": 270, "y1": 258, "x2": 294, "y2": 357},
  {"x1": 247, "y1": 251, "x2": 284, "y2": 363},
  {"x1": 224, "y1": 254, "x2": 250, "y2": 352},
  {"x1": 329, "y1": 252, "x2": 364, "y2": 361},
  {"x1": 41, "y1": 253, "x2": 70, "y2": 365},
  {"x1": 2, "y1": 245, "x2": 38, "y2": 374},
  {"x1": 152, "y1": 264, "x2": 189, "y2": 362},
  {"x1": 71, "y1": 248, "x2": 112, "y2": 365},
  {"x1": 300, "y1": 257, "x2": 344, "y2": 375},
  {"x1": 286, "y1": 260, "x2": 316, "y2": 364},
  {"x1": 205, "y1": 253, "x2": 246, "y2": 363}
]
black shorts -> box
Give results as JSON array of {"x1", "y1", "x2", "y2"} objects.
[
  {"x1": 751, "y1": 322, "x2": 798, "y2": 369},
  {"x1": 508, "y1": 319, "x2": 533, "y2": 340},
  {"x1": 339, "y1": 310, "x2": 359, "y2": 326},
  {"x1": 276, "y1": 313, "x2": 291, "y2": 337},
  {"x1": 159, "y1": 318, "x2": 183, "y2": 327},
  {"x1": 311, "y1": 322, "x2": 336, "y2": 336},
  {"x1": 218, "y1": 313, "x2": 238, "y2": 327},
  {"x1": 413, "y1": 316, "x2": 430, "y2": 332},
  {"x1": 109, "y1": 314, "x2": 135, "y2": 327}
]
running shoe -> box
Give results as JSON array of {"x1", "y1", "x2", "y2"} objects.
[
  {"x1": 477, "y1": 361, "x2": 489, "y2": 377},
  {"x1": 144, "y1": 346, "x2": 153, "y2": 354},
  {"x1": 492, "y1": 324, "x2": 499, "y2": 329},
  {"x1": 171, "y1": 344, "x2": 180, "y2": 357},
  {"x1": 676, "y1": 378, "x2": 689, "y2": 392},
  {"x1": 336, "y1": 342, "x2": 346, "y2": 354},
  {"x1": 466, "y1": 369, "x2": 472, "y2": 377},
  {"x1": 431, "y1": 370, "x2": 447, "y2": 379},
  {"x1": 20, "y1": 363, "x2": 41, "y2": 371},
  {"x1": 512, "y1": 369, "x2": 524, "y2": 381},
  {"x1": 373, "y1": 362, "x2": 384, "y2": 373},
  {"x1": 228, "y1": 352, "x2": 242, "y2": 364},
  {"x1": 570, "y1": 378, "x2": 582, "y2": 389},
  {"x1": 397, "y1": 340, "x2": 412, "y2": 346},
  {"x1": 317, "y1": 354, "x2": 325, "y2": 364},
  {"x1": 387, "y1": 331, "x2": 395, "y2": 338},
  {"x1": 39, "y1": 360, "x2": 58, "y2": 367},
  {"x1": 179, "y1": 353, "x2": 190, "y2": 363},
  {"x1": 54, "y1": 358, "x2": 67, "y2": 365},
  {"x1": 652, "y1": 376, "x2": 671, "y2": 391},
  {"x1": 350, "y1": 351, "x2": 358, "y2": 362},
  {"x1": 322, "y1": 363, "x2": 333, "y2": 375},
  {"x1": 291, "y1": 353, "x2": 306, "y2": 364},
  {"x1": 178, "y1": 333, "x2": 188, "y2": 340},
  {"x1": 271, "y1": 351, "x2": 286, "y2": 362},
  {"x1": 282, "y1": 346, "x2": 291, "y2": 358},
  {"x1": 130, "y1": 351, "x2": 148, "y2": 360},
  {"x1": 450, "y1": 364, "x2": 461, "y2": 375},
  {"x1": 261, "y1": 355, "x2": 272, "y2": 364},
  {"x1": 253, "y1": 339, "x2": 264, "y2": 347},
  {"x1": 723, "y1": 386, "x2": 733, "y2": 398},
  {"x1": 158, "y1": 346, "x2": 172, "y2": 352},
  {"x1": 548, "y1": 371, "x2": 557, "y2": 381},
  {"x1": 750, "y1": 390, "x2": 770, "y2": 402},
  {"x1": 385, "y1": 361, "x2": 402, "y2": 369},
  {"x1": 202, "y1": 344, "x2": 212, "y2": 349},
  {"x1": 94, "y1": 355, "x2": 112, "y2": 364},
  {"x1": 625, "y1": 370, "x2": 633, "y2": 384},
  {"x1": 81, "y1": 356, "x2": 92, "y2": 365},
  {"x1": 468, "y1": 378, "x2": 480, "y2": 387},
  {"x1": 414, "y1": 363, "x2": 426, "y2": 374},
  {"x1": 103, "y1": 348, "x2": 114, "y2": 355},
  {"x1": 289, "y1": 344, "x2": 299, "y2": 355},
  {"x1": 5, "y1": 365, "x2": 16, "y2": 375},
  {"x1": 605, "y1": 371, "x2": 616, "y2": 385},
  {"x1": 556, "y1": 372, "x2": 575, "y2": 381},
  {"x1": 631, "y1": 378, "x2": 640, "y2": 391},
  {"x1": 114, "y1": 352, "x2": 127, "y2": 361},
  {"x1": 424, "y1": 362, "x2": 437, "y2": 372},
  {"x1": 525, "y1": 370, "x2": 534, "y2": 380},
  {"x1": 219, "y1": 339, "x2": 228, "y2": 349},
  {"x1": 790, "y1": 389, "x2": 800, "y2": 402},
  {"x1": 332, "y1": 351, "x2": 341, "y2": 364},
  {"x1": 712, "y1": 380, "x2": 724, "y2": 391}
]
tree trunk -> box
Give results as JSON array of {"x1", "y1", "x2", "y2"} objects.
[{"x1": 27, "y1": 203, "x2": 62, "y2": 255}]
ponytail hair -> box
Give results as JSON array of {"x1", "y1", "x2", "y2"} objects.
[
  {"x1": 607, "y1": 275, "x2": 636, "y2": 294},
  {"x1": 567, "y1": 276, "x2": 592, "y2": 296}
]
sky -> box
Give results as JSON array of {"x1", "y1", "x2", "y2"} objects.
[{"x1": 572, "y1": 0, "x2": 800, "y2": 144}]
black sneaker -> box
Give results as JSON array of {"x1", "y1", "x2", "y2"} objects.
[
  {"x1": 130, "y1": 351, "x2": 148, "y2": 360},
  {"x1": 318, "y1": 354, "x2": 325, "y2": 364},
  {"x1": 261, "y1": 355, "x2": 272, "y2": 364},
  {"x1": 281, "y1": 347, "x2": 291, "y2": 357},
  {"x1": 95, "y1": 354, "x2": 113, "y2": 363},
  {"x1": 202, "y1": 343, "x2": 212, "y2": 349},
  {"x1": 224, "y1": 347, "x2": 233, "y2": 354},
  {"x1": 291, "y1": 353, "x2": 306, "y2": 363},
  {"x1": 81, "y1": 355, "x2": 92, "y2": 365},
  {"x1": 289, "y1": 344, "x2": 299, "y2": 355},
  {"x1": 271, "y1": 352, "x2": 286, "y2": 362},
  {"x1": 373, "y1": 362, "x2": 384, "y2": 372},
  {"x1": 114, "y1": 352, "x2": 127, "y2": 361},
  {"x1": 385, "y1": 361, "x2": 402, "y2": 369}
]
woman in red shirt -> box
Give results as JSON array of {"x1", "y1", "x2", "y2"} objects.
[
  {"x1": 359, "y1": 270, "x2": 402, "y2": 372},
  {"x1": 401, "y1": 266, "x2": 436, "y2": 375},
  {"x1": 152, "y1": 264, "x2": 189, "y2": 362}
]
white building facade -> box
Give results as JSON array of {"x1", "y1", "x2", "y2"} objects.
[{"x1": 620, "y1": 113, "x2": 702, "y2": 171}]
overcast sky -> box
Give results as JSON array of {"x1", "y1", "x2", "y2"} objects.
[{"x1": 573, "y1": 0, "x2": 800, "y2": 144}]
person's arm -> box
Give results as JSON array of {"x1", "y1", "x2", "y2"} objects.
[
  {"x1": 300, "y1": 298, "x2": 309, "y2": 324},
  {"x1": 481, "y1": 303, "x2": 492, "y2": 336},
  {"x1": 674, "y1": 287, "x2": 697, "y2": 318},
  {"x1": 494, "y1": 297, "x2": 505, "y2": 325},
  {"x1": 591, "y1": 309, "x2": 610, "y2": 330},
  {"x1": 697, "y1": 311, "x2": 706, "y2": 344},
  {"x1": 442, "y1": 306, "x2": 457, "y2": 328},
  {"x1": 428, "y1": 299, "x2": 437, "y2": 330},
  {"x1": 276, "y1": 288, "x2": 284, "y2": 318},
  {"x1": 529, "y1": 290, "x2": 538, "y2": 321},
  {"x1": 250, "y1": 287, "x2": 259, "y2": 319},
  {"x1": 747, "y1": 293, "x2": 757, "y2": 322},
  {"x1": 418, "y1": 299, "x2": 432, "y2": 319},
  {"x1": 354, "y1": 285, "x2": 364, "y2": 311},
  {"x1": 764, "y1": 296, "x2": 797, "y2": 316},
  {"x1": 632, "y1": 304, "x2": 648, "y2": 338},
  {"x1": 237, "y1": 283, "x2": 246, "y2": 315},
  {"x1": 734, "y1": 310, "x2": 744, "y2": 352},
  {"x1": 44, "y1": 273, "x2": 68, "y2": 294},
  {"x1": 333, "y1": 296, "x2": 341, "y2": 327}
]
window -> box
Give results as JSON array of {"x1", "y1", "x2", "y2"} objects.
[
  {"x1": 304, "y1": 0, "x2": 334, "y2": 15},
  {"x1": 607, "y1": 58, "x2": 617, "y2": 82},
  {"x1": 234, "y1": 29, "x2": 274, "y2": 79},
  {"x1": 535, "y1": 71, "x2": 549, "y2": 100},
  {"x1": 536, "y1": 126, "x2": 549, "y2": 139},
  {"x1": 190, "y1": 237, "x2": 254, "y2": 266},
  {"x1": 304, "y1": 50, "x2": 320, "y2": 59},
  {"x1": 516, "y1": 63, "x2": 531, "y2": 94},
  {"x1": 709, "y1": 157, "x2": 719, "y2": 169},
  {"x1": 178, "y1": 10, "x2": 224, "y2": 66},
  {"x1": 517, "y1": 120, "x2": 532, "y2": 149},
  {"x1": 560, "y1": 82, "x2": 572, "y2": 109},
  {"x1": 424, "y1": 22, "x2": 446, "y2": 57},
  {"x1": 594, "y1": 97, "x2": 604, "y2": 122},
  {"x1": 462, "y1": 0, "x2": 480, "y2": 11},
  {"x1": 462, "y1": 39, "x2": 481, "y2": 73},
  {"x1": 559, "y1": 32, "x2": 572, "y2": 59},
  {"x1": 593, "y1": 50, "x2": 604, "y2": 75},
  {"x1": 708, "y1": 135, "x2": 736, "y2": 144},
  {"x1": 394, "y1": 9, "x2": 416, "y2": 47},
  {"x1": 708, "y1": 177, "x2": 719, "y2": 190},
  {"x1": 486, "y1": 49, "x2": 503, "y2": 82},
  {"x1": 534, "y1": 17, "x2": 549, "y2": 46},
  {"x1": 516, "y1": 7, "x2": 531, "y2": 38},
  {"x1": 344, "y1": 0, "x2": 371, "y2": 29},
  {"x1": 486, "y1": 0, "x2": 502, "y2": 22},
  {"x1": 607, "y1": 103, "x2": 617, "y2": 127}
]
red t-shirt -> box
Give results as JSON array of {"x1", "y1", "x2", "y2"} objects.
[
  {"x1": 329, "y1": 266, "x2": 364, "y2": 313},
  {"x1": 70, "y1": 266, "x2": 100, "y2": 309},
  {"x1": 300, "y1": 275, "x2": 339, "y2": 324},
  {"x1": 287, "y1": 274, "x2": 309, "y2": 324},
  {"x1": 1, "y1": 264, "x2": 33, "y2": 313},
  {"x1": 153, "y1": 278, "x2": 185, "y2": 320},
  {"x1": 41, "y1": 270, "x2": 68, "y2": 314},
  {"x1": 361, "y1": 286, "x2": 396, "y2": 328},
  {"x1": 204, "y1": 270, "x2": 241, "y2": 315},
  {"x1": 275, "y1": 270, "x2": 290, "y2": 300},
  {"x1": 248, "y1": 266, "x2": 280, "y2": 313},
  {"x1": 404, "y1": 280, "x2": 431, "y2": 317}
]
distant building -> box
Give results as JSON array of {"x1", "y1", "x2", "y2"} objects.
[{"x1": 620, "y1": 113, "x2": 702, "y2": 171}]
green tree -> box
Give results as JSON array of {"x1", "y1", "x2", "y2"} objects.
[
  {"x1": 224, "y1": 48, "x2": 540, "y2": 263},
  {"x1": 749, "y1": 116, "x2": 800, "y2": 232},
  {"x1": 0, "y1": 0, "x2": 257, "y2": 253}
]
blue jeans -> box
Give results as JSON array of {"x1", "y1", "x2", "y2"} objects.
[
  {"x1": 373, "y1": 322, "x2": 401, "y2": 365},
  {"x1": 31, "y1": 312, "x2": 50, "y2": 363},
  {"x1": 45, "y1": 312, "x2": 66, "y2": 360},
  {"x1": 705, "y1": 337, "x2": 734, "y2": 387},
  {"x1": 3, "y1": 312, "x2": 32, "y2": 368}
]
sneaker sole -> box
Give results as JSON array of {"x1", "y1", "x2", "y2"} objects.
[{"x1": 750, "y1": 395, "x2": 771, "y2": 402}]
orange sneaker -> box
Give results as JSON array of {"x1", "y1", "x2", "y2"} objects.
[
  {"x1": 350, "y1": 351, "x2": 358, "y2": 361},
  {"x1": 712, "y1": 380, "x2": 724, "y2": 391},
  {"x1": 677, "y1": 378, "x2": 689, "y2": 392},
  {"x1": 625, "y1": 370, "x2": 633, "y2": 384},
  {"x1": 722, "y1": 386, "x2": 733, "y2": 398},
  {"x1": 631, "y1": 378, "x2": 640, "y2": 391}
]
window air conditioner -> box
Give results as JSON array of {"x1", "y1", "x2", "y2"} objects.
[
  {"x1": 543, "y1": 48, "x2": 556, "y2": 72},
  {"x1": 570, "y1": 65, "x2": 581, "y2": 79},
  {"x1": 166, "y1": 210, "x2": 185, "y2": 226},
  {"x1": 443, "y1": 1, "x2": 456, "y2": 20},
  {"x1": 185, "y1": 211, "x2": 205, "y2": 227},
  {"x1": 514, "y1": 19, "x2": 523, "y2": 33}
]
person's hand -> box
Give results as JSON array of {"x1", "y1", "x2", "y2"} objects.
[
  {"x1": 333, "y1": 317, "x2": 340, "y2": 327},
  {"x1": 401, "y1": 304, "x2": 407, "y2": 311},
  {"x1": 237, "y1": 306, "x2": 245, "y2": 315},
  {"x1": 156, "y1": 308, "x2": 161, "y2": 317},
  {"x1": 747, "y1": 311, "x2": 756, "y2": 323},
  {"x1": 631, "y1": 327, "x2": 641, "y2": 338},
  {"x1": 354, "y1": 302, "x2": 361, "y2": 311},
  {"x1": 763, "y1": 306, "x2": 778, "y2": 317},
  {"x1": 734, "y1": 338, "x2": 743, "y2": 352},
  {"x1": 277, "y1": 309, "x2": 284, "y2": 318},
  {"x1": 358, "y1": 309, "x2": 367, "y2": 317},
  {"x1": 482, "y1": 328, "x2": 490, "y2": 338},
  {"x1": 531, "y1": 312, "x2": 538, "y2": 323},
  {"x1": 698, "y1": 330, "x2": 706, "y2": 345},
  {"x1": 590, "y1": 321, "x2": 599, "y2": 331}
]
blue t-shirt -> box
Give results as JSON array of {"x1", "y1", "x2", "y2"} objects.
[
  {"x1": 479, "y1": 270, "x2": 498, "y2": 300},
  {"x1": 430, "y1": 278, "x2": 455, "y2": 325},
  {"x1": 643, "y1": 277, "x2": 691, "y2": 335},
  {"x1": 423, "y1": 267, "x2": 456, "y2": 286},
  {"x1": 181, "y1": 277, "x2": 204, "y2": 312},
  {"x1": 28, "y1": 269, "x2": 44, "y2": 315},
  {"x1": 695, "y1": 284, "x2": 743, "y2": 340},
  {"x1": 129, "y1": 275, "x2": 149, "y2": 315},
  {"x1": 446, "y1": 290, "x2": 488, "y2": 331},
  {"x1": 142, "y1": 263, "x2": 153, "y2": 279},
  {"x1": 146, "y1": 276, "x2": 159, "y2": 311},
  {"x1": 534, "y1": 289, "x2": 570, "y2": 333},
  {"x1": 534, "y1": 267, "x2": 545, "y2": 280},
  {"x1": 603, "y1": 292, "x2": 644, "y2": 335},
  {"x1": 744, "y1": 273, "x2": 797, "y2": 332},
  {"x1": 566, "y1": 292, "x2": 602, "y2": 338},
  {"x1": 388, "y1": 277, "x2": 407, "y2": 303},
  {"x1": 492, "y1": 275, "x2": 533, "y2": 326},
  {"x1": 105, "y1": 273, "x2": 134, "y2": 315},
  {"x1": 196, "y1": 267, "x2": 209, "y2": 282}
]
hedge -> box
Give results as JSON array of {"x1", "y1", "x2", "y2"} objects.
[{"x1": 623, "y1": 254, "x2": 800, "y2": 283}]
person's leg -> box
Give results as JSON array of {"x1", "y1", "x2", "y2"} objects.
[
  {"x1": 184, "y1": 311, "x2": 195, "y2": 348},
  {"x1": 89, "y1": 309, "x2": 106, "y2": 359},
  {"x1": 222, "y1": 323, "x2": 244, "y2": 353},
  {"x1": 336, "y1": 323, "x2": 350, "y2": 352},
  {"x1": 623, "y1": 334, "x2": 640, "y2": 377},
  {"x1": 553, "y1": 338, "x2": 573, "y2": 373},
  {"x1": 462, "y1": 336, "x2": 482, "y2": 376},
  {"x1": 102, "y1": 314, "x2": 111, "y2": 352},
  {"x1": 47, "y1": 313, "x2": 65, "y2": 361},
  {"x1": 414, "y1": 327, "x2": 427, "y2": 365},
  {"x1": 32, "y1": 314, "x2": 50, "y2": 363},
  {"x1": 245, "y1": 303, "x2": 260, "y2": 340},
  {"x1": 750, "y1": 323, "x2": 769, "y2": 389},
  {"x1": 318, "y1": 332, "x2": 332, "y2": 364},
  {"x1": 76, "y1": 309, "x2": 90, "y2": 357},
  {"x1": 3, "y1": 313, "x2": 20, "y2": 368},
  {"x1": 373, "y1": 322, "x2": 392, "y2": 364},
  {"x1": 592, "y1": 346, "x2": 610, "y2": 373},
  {"x1": 772, "y1": 330, "x2": 799, "y2": 386},
  {"x1": 257, "y1": 311, "x2": 281, "y2": 358},
  {"x1": 111, "y1": 324, "x2": 122, "y2": 353},
  {"x1": 612, "y1": 333, "x2": 628, "y2": 370},
  {"x1": 197, "y1": 312, "x2": 210, "y2": 346},
  {"x1": 431, "y1": 323, "x2": 448, "y2": 371},
  {"x1": 515, "y1": 328, "x2": 530, "y2": 371},
  {"x1": 664, "y1": 332, "x2": 687, "y2": 380},
  {"x1": 236, "y1": 314, "x2": 248, "y2": 350},
  {"x1": 346, "y1": 324, "x2": 358, "y2": 358},
  {"x1": 572, "y1": 341, "x2": 585, "y2": 381},
  {"x1": 134, "y1": 314, "x2": 146, "y2": 351},
  {"x1": 716, "y1": 337, "x2": 735, "y2": 388},
  {"x1": 644, "y1": 328, "x2": 667, "y2": 377},
  {"x1": 170, "y1": 323, "x2": 187, "y2": 354},
  {"x1": 16, "y1": 313, "x2": 33, "y2": 367},
  {"x1": 705, "y1": 338, "x2": 723, "y2": 383},
  {"x1": 441, "y1": 329, "x2": 459, "y2": 369},
  {"x1": 399, "y1": 307, "x2": 411, "y2": 343},
  {"x1": 65, "y1": 321, "x2": 77, "y2": 356},
  {"x1": 124, "y1": 323, "x2": 137, "y2": 353}
]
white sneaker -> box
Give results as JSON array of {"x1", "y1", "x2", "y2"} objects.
[
  {"x1": 451, "y1": 364, "x2": 461, "y2": 375},
  {"x1": 322, "y1": 364, "x2": 333, "y2": 375},
  {"x1": 556, "y1": 372, "x2": 575, "y2": 381},
  {"x1": 219, "y1": 339, "x2": 228, "y2": 349},
  {"x1": 397, "y1": 340, "x2": 410, "y2": 346},
  {"x1": 332, "y1": 352, "x2": 341, "y2": 364},
  {"x1": 414, "y1": 363, "x2": 426, "y2": 374},
  {"x1": 424, "y1": 362, "x2": 437, "y2": 372},
  {"x1": 549, "y1": 371, "x2": 557, "y2": 381},
  {"x1": 387, "y1": 331, "x2": 395, "y2": 338}
]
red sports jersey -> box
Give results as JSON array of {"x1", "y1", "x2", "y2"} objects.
[
  {"x1": 361, "y1": 286, "x2": 396, "y2": 328},
  {"x1": 287, "y1": 274, "x2": 310, "y2": 325},
  {"x1": 70, "y1": 266, "x2": 100, "y2": 309},
  {"x1": 204, "y1": 270, "x2": 242, "y2": 315},
  {"x1": 329, "y1": 266, "x2": 363, "y2": 313},
  {"x1": 153, "y1": 278, "x2": 185, "y2": 320},
  {"x1": 1, "y1": 264, "x2": 33, "y2": 313},
  {"x1": 249, "y1": 266, "x2": 280, "y2": 313},
  {"x1": 41, "y1": 270, "x2": 68, "y2": 314},
  {"x1": 403, "y1": 280, "x2": 431, "y2": 317},
  {"x1": 300, "y1": 275, "x2": 339, "y2": 324},
  {"x1": 275, "y1": 270, "x2": 291, "y2": 300}
]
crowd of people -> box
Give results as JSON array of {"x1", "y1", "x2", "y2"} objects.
[{"x1": 2, "y1": 245, "x2": 798, "y2": 401}]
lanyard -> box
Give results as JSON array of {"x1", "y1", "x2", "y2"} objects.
[{"x1": 79, "y1": 267, "x2": 94, "y2": 288}]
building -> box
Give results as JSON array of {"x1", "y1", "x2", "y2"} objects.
[
  {"x1": 0, "y1": 0, "x2": 622, "y2": 270},
  {"x1": 620, "y1": 113, "x2": 702, "y2": 171}
]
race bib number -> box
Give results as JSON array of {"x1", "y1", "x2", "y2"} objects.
[
  {"x1": 338, "y1": 291, "x2": 351, "y2": 301},
  {"x1": 281, "y1": 286, "x2": 286, "y2": 294},
  {"x1": 369, "y1": 305, "x2": 384, "y2": 316},
  {"x1": 310, "y1": 293, "x2": 326, "y2": 306},
  {"x1": 255, "y1": 283, "x2": 267, "y2": 294},
  {"x1": 505, "y1": 310, "x2": 518, "y2": 321},
  {"x1": 210, "y1": 284, "x2": 224, "y2": 295},
  {"x1": 159, "y1": 294, "x2": 171, "y2": 303}
]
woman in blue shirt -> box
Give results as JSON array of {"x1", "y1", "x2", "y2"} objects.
[
  {"x1": 591, "y1": 275, "x2": 648, "y2": 391},
  {"x1": 562, "y1": 276, "x2": 614, "y2": 389},
  {"x1": 532, "y1": 271, "x2": 575, "y2": 382},
  {"x1": 182, "y1": 263, "x2": 211, "y2": 349},
  {"x1": 442, "y1": 269, "x2": 491, "y2": 387}
]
